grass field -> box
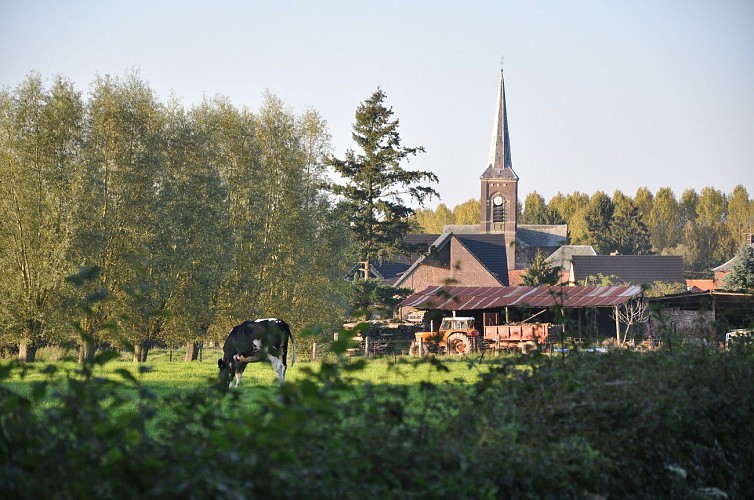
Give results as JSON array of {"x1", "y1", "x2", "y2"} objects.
[{"x1": 2, "y1": 348, "x2": 494, "y2": 403}]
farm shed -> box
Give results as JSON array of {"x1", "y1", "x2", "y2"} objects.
[
  {"x1": 400, "y1": 285, "x2": 644, "y2": 342},
  {"x1": 647, "y1": 290, "x2": 754, "y2": 340}
]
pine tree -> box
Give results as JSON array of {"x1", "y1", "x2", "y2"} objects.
[
  {"x1": 522, "y1": 251, "x2": 562, "y2": 286},
  {"x1": 723, "y1": 245, "x2": 754, "y2": 292},
  {"x1": 328, "y1": 89, "x2": 438, "y2": 276}
]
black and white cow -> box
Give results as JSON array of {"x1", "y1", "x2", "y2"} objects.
[{"x1": 218, "y1": 318, "x2": 296, "y2": 387}]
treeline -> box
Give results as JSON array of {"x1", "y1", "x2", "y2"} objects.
[
  {"x1": 0, "y1": 72, "x2": 352, "y2": 362},
  {"x1": 415, "y1": 187, "x2": 754, "y2": 275}
]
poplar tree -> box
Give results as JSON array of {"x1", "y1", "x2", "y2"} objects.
[
  {"x1": 648, "y1": 187, "x2": 682, "y2": 253},
  {"x1": 328, "y1": 89, "x2": 438, "y2": 277},
  {"x1": 453, "y1": 198, "x2": 481, "y2": 225}
]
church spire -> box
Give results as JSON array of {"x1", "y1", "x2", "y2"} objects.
[{"x1": 482, "y1": 69, "x2": 518, "y2": 180}]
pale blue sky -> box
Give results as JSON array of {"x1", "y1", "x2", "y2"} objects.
[{"x1": 2, "y1": 0, "x2": 753, "y2": 209}]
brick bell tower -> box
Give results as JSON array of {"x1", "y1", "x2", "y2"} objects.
[{"x1": 480, "y1": 69, "x2": 518, "y2": 271}]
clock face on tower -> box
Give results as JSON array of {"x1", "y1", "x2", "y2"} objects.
[{"x1": 493, "y1": 195, "x2": 503, "y2": 206}]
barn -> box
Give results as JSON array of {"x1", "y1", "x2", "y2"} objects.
[{"x1": 400, "y1": 285, "x2": 645, "y2": 342}]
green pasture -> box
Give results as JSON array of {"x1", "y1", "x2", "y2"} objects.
[{"x1": 1, "y1": 349, "x2": 494, "y2": 403}]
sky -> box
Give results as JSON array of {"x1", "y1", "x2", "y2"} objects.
[{"x1": 2, "y1": 0, "x2": 753, "y2": 210}]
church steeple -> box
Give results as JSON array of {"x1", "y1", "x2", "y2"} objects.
[
  {"x1": 480, "y1": 69, "x2": 519, "y2": 272},
  {"x1": 481, "y1": 69, "x2": 517, "y2": 180}
]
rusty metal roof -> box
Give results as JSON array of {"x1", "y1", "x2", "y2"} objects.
[{"x1": 401, "y1": 285, "x2": 643, "y2": 311}]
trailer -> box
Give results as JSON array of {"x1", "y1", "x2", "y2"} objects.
[{"x1": 483, "y1": 323, "x2": 552, "y2": 353}]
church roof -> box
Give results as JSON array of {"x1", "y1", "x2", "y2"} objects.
[
  {"x1": 517, "y1": 225, "x2": 568, "y2": 248},
  {"x1": 480, "y1": 69, "x2": 518, "y2": 181}
]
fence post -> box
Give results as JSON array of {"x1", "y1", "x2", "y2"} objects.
[
  {"x1": 365, "y1": 337, "x2": 370, "y2": 358},
  {"x1": 495, "y1": 332, "x2": 500, "y2": 356},
  {"x1": 312, "y1": 342, "x2": 317, "y2": 361}
]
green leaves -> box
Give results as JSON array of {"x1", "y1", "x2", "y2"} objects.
[{"x1": 328, "y1": 88, "x2": 438, "y2": 270}]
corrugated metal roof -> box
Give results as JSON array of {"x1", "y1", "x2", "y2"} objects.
[{"x1": 401, "y1": 285, "x2": 643, "y2": 311}]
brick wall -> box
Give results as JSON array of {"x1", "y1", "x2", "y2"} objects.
[{"x1": 647, "y1": 307, "x2": 715, "y2": 338}]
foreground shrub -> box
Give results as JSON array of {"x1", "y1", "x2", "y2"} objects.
[{"x1": 1, "y1": 346, "x2": 753, "y2": 498}]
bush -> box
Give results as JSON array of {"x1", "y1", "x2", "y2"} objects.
[{"x1": 1, "y1": 345, "x2": 753, "y2": 498}]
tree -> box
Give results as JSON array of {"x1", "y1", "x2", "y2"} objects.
[
  {"x1": 414, "y1": 203, "x2": 454, "y2": 233},
  {"x1": 521, "y1": 251, "x2": 561, "y2": 286},
  {"x1": 75, "y1": 71, "x2": 166, "y2": 362},
  {"x1": 694, "y1": 187, "x2": 729, "y2": 271},
  {"x1": 520, "y1": 191, "x2": 549, "y2": 224},
  {"x1": 0, "y1": 73, "x2": 84, "y2": 361},
  {"x1": 723, "y1": 244, "x2": 754, "y2": 292},
  {"x1": 634, "y1": 187, "x2": 654, "y2": 223},
  {"x1": 327, "y1": 88, "x2": 438, "y2": 277},
  {"x1": 453, "y1": 198, "x2": 480, "y2": 225},
  {"x1": 583, "y1": 191, "x2": 614, "y2": 254},
  {"x1": 648, "y1": 187, "x2": 681, "y2": 253},
  {"x1": 726, "y1": 185, "x2": 753, "y2": 247},
  {"x1": 610, "y1": 298, "x2": 649, "y2": 344},
  {"x1": 158, "y1": 99, "x2": 233, "y2": 361},
  {"x1": 610, "y1": 197, "x2": 652, "y2": 255},
  {"x1": 347, "y1": 278, "x2": 413, "y2": 320},
  {"x1": 548, "y1": 191, "x2": 589, "y2": 224}
]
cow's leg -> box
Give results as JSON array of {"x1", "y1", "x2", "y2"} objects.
[
  {"x1": 267, "y1": 354, "x2": 286, "y2": 384},
  {"x1": 234, "y1": 363, "x2": 247, "y2": 388}
]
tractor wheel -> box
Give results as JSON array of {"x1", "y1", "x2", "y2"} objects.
[
  {"x1": 409, "y1": 341, "x2": 419, "y2": 356},
  {"x1": 446, "y1": 333, "x2": 471, "y2": 355}
]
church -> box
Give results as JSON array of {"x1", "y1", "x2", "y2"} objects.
[{"x1": 369, "y1": 70, "x2": 569, "y2": 291}]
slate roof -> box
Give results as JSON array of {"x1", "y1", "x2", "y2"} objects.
[
  {"x1": 401, "y1": 285, "x2": 643, "y2": 310},
  {"x1": 370, "y1": 234, "x2": 440, "y2": 284},
  {"x1": 455, "y1": 233, "x2": 509, "y2": 285},
  {"x1": 546, "y1": 245, "x2": 597, "y2": 269},
  {"x1": 570, "y1": 255, "x2": 685, "y2": 285},
  {"x1": 518, "y1": 225, "x2": 568, "y2": 248},
  {"x1": 394, "y1": 232, "x2": 509, "y2": 287}
]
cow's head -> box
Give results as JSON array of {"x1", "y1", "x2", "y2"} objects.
[{"x1": 217, "y1": 358, "x2": 235, "y2": 386}]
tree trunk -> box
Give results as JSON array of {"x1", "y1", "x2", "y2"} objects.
[
  {"x1": 184, "y1": 341, "x2": 201, "y2": 362},
  {"x1": 78, "y1": 338, "x2": 96, "y2": 363},
  {"x1": 18, "y1": 342, "x2": 38, "y2": 363},
  {"x1": 133, "y1": 342, "x2": 150, "y2": 363}
]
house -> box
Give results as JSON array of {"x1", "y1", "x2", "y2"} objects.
[
  {"x1": 394, "y1": 233, "x2": 509, "y2": 291},
  {"x1": 569, "y1": 255, "x2": 685, "y2": 286}
]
